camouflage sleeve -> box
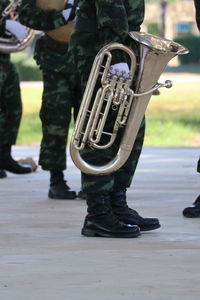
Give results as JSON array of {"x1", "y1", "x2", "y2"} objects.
[
  {"x1": 95, "y1": 0, "x2": 129, "y2": 43},
  {"x1": 197, "y1": 157, "x2": 200, "y2": 173},
  {"x1": 194, "y1": 0, "x2": 200, "y2": 31},
  {"x1": 0, "y1": 0, "x2": 9, "y2": 34},
  {"x1": 0, "y1": 18, "x2": 5, "y2": 36},
  {"x1": 19, "y1": 0, "x2": 68, "y2": 31},
  {"x1": 127, "y1": 0, "x2": 145, "y2": 31},
  {"x1": 0, "y1": 0, "x2": 9, "y2": 12}
]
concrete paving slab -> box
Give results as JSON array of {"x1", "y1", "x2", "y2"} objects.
[{"x1": 0, "y1": 146, "x2": 199, "y2": 300}]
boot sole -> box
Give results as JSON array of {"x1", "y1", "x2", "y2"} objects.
[
  {"x1": 183, "y1": 212, "x2": 200, "y2": 218},
  {"x1": 48, "y1": 191, "x2": 77, "y2": 200},
  {"x1": 0, "y1": 173, "x2": 7, "y2": 179},
  {"x1": 140, "y1": 223, "x2": 161, "y2": 232},
  {"x1": 4, "y1": 168, "x2": 32, "y2": 174},
  {"x1": 81, "y1": 228, "x2": 140, "y2": 238}
]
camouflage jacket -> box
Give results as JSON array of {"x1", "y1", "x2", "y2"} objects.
[
  {"x1": 69, "y1": 0, "x2": 144, "y2": 66},
  {"x1": 194, "y1": 0, "x2": 200, "y2": 31},
  {"x1": 0, "y1": 0, "x2": 10, "y2": 63},
  {"x1": 73, "y1": 0, "x2": 144, "y2": 43},
  {"x1": 19, "y1": 0, "x2": 71, "y2": 31},
  {"x1": 18, "y1": 0, "x2": 78, "y2": 71}
]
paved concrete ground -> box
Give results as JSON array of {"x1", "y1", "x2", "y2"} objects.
[{"x1": 0, "y1": 146, "x2": 199, "y2": 300}]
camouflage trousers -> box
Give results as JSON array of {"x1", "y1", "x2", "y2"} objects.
[
  {"x1": 39, "y1": 65, "x2": 82, "y2": 171},
  {"x1": 0, "y1": 61, "x2": 22, "y2": 146},
  {"x1": 36, "y1": 37, "x2": 82, "y2": 171},
  {"x1": 69, "y1": 29, "x2": 145, "y2": 193},
  {"x1": 80, "y1": 118, "x2": 145, "y2": 193}
]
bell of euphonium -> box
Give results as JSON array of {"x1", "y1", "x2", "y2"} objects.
[
  {"x1": 0, "y1": 0, "x2": 35, "y2": 53},
  {"x1": 70, "y1": 32, "x2": 189, "y2": 175}
]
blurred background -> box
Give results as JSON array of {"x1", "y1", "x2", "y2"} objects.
[{"x1": 13, "y1": 0, "x2": 200, "y2": 147}]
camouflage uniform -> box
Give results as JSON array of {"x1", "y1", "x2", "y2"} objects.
[
  {"x1": 194, "y1": 0, "x2": 200, "y2": 174},
  {"x1": 182, "y1": 1, "x2": 200, "y2": 217},
  {"x1": 19, "y1": 0, "x2": 81, "y2": 171},
  {"x1": 0, "y1": 0, "x2": 22, "y2": 146},
  {"x1": 194, "y1": 0, "x2": 200, "y2": 30},
  {"x1": 196, "y1": 148, "x2": 199, "y2": 174},
  {"x1": 69, "y1": 0, "x2": 145, "y2": 193}
]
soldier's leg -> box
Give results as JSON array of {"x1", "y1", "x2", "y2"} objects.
[
  {"x1": 80, "y1": 115, "x2": 145, "y2": 193},
  {"x1": 108, "y1": 118, "x2": 160, "y2": 231},
  {"x1": 113, "y1": 118, "x2": 146, "y2": 190},
  {"x1": 39, "y1": 69, "x2": 76, "y2": 199},
  {"x1": 1, "y1": 62, "x2": 22, "y2": 145},
  {"x1": 0, "y1": 64, "x2": 7, "y2": 178},
  {"x1": 77, "y1": 71, "x2": 141, "y2": 237},
  {"x1": 80, "y1": 118, "x2": 146, "y2": 236},
  {"x1": 71, "y1": 40, "x2": 140, "y2": 237},
  {"x1": 197, "y1": 157, "x2": 200, "y2": 173},
  {"x1": 80, "y1": 111, "x2": 120, "y2": 194},
  {"x1": 0, "y1": 62, "x2": 32, "y2": 174},
  {"x1": 182, "y1": 157, "x2": 200, "y2": 218}
]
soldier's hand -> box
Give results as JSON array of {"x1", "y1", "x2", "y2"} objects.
[
  {"x1": 5, "y1": 20, "x2": 28, "y2": 42},
  {"x1": 109, "y1": 63, "x2": 130, "y2": 78}
]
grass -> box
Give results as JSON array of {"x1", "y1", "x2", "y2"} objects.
[
  {"x1": 145, "y1": 77, "x2": 200, "y2": 146},
  {"x1": 18, "y1": 86, "x2": 43, "y2": 145},
  {"x1": 17, "y1": 75, "x2": 200, "y2": 147},
  {"x1": 165, "y1": 64, "x2": 200, "y2": 74}
]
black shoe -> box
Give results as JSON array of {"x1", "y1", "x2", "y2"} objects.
[
  {"x1": 82, "y1": 192, "x2": 140, "y2": 238},
  {"x1": 183, "y1": 195, "x2": 200, "y2": 218},
  {"x1": 183, "y1": 205, "x2": 200, "y2": 218},
  {"x1": 115, "y1": 207, "x2": 161, "y2": 231},
  {"x1": 48, "y1": 181, "x2": 77, "y2": 199},
  {"x1": 110, "y1": 189, "x2": 161, "y2": 231},
  {"x1": 0, "y1": 144, "x2": 32, "y2": 174},
  {"x1": 81, "y1": 215, "x2": 140, "y2": 238},
  {"x1": 2, "y1": 157, "x2": 32, "y2": 174},
  {"x1": 77, "y1": 189, "x2": 87, "y2": 200},
  {"x1": 0, "y1": 169, "x2": 7, "y2": 179}
]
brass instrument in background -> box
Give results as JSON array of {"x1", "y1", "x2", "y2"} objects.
[
  {"x1": 70, "y1": 32, "x2": 189, "y2": 175},
  {"x1": 0, "y1": 0, "x2": 34, "y2": 53},
  {"x1": 36, "y1": 0, "x2": 74, "y2": 43}
]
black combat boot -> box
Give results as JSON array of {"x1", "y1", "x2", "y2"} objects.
[
  {"x1": 48, "y1": 170, "x2": 76, "y2": 199},
  {"x1": 0, "y1": 169, "x2": 7, "y2": 178},
  {"x1": 0, "y1": 144, "x2": 32, "y2": 174},
  {"x1": 77, "y1": 189, "x2": 87, "y2": 200},
  {"x1": 110, "y1": 189, "x2": 161, "y2": 231},
  {"x1": 182, "y1": 195, "x2": 200, "y2": 218},
  {"x1": 81, "y1": 192, "x2": 140, "y2": 238}
]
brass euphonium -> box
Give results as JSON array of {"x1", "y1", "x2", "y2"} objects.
[
  {"x1": 70, "y1": 32, "x2": 189, "y2": 175},
  {"x1": 0, "y1": 0, "x2": 34, "y2": 53}
]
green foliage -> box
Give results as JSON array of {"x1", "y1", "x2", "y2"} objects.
[
  {"x1": 11, "y1": 51, "x2": 42, "y2": 81},
  {"x1": 174, "y1": 35, "x2": 200, "y2": 64},
  {"x1": 18, "y1": 113, "x2": 42, "y2": 144},
  {"x1": 147, "y1": 23, "x2": 159, "y2": 35},
  {"x1": 165, "y1": 64, "x2": 200, "y2": 74},
  {"x1": 145, "y1": 118, "x2": 200, "y2": 146},
  {"x1": 144, "y1": 78, "x2": 200, "y2": 146}
]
